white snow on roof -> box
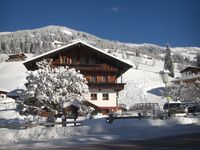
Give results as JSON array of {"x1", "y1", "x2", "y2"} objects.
[
  {"x1": 0, "y1": 97, "x2": 16, "y2": 111},
  {"x1": 24, "y1": 41, "x2": 132, "y2": 67},
  {"x1": 0, "y1": 62, "x2": 28, "y2": 91},
  {"x1": 0, "y1": 97, "x2": 15, "y2": 104},
  {"x1": 62, "y1": 101, "x2": 81, "y2": 108}
]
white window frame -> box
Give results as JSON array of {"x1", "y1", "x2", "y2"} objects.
[{"x1": 102, "y1": 93, "x2": 109, "y2": 100}]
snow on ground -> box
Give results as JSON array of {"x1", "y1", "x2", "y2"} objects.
[
  {"x1": 0, "y1": 116, "x2": 200, "y2": 148},
  {"x1": 0, "y1": 61, "x2": 27, "y2": 91},
  {"x1": 118, "y1": 60, "x2": 169, "y2": 107},
  {"x1": 62, "y1": 29, "x2": 73, "y2": 36},
  {"x1": 0, "y1": 97, "x2": 16, "y2": 111},
  {"x1": 0, "y1": 97, "x2": 25, "y2": 126}
]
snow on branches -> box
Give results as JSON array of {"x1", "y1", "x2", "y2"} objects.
[
  {"x1": 24, "y1": 59, "x2": 88, "y2": 111},
  {"x1": 164, "y1": 44, "x2": 174, "y2": 77},
  {"x1": 167, "y1": 80, "x2": 200, "y2": 102}
]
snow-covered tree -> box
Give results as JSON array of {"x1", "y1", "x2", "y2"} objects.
[
  {"x1": 132, "y1": 56, "x2": 141, "y2": 69},
  {"x1": 167, "y1": 80, "x2": 200, "y2": 102},
  {"x1": 24, "y1": 59, "x2": 88, "y2": 113},
  {"x1": 164, "y1": 44, "x2": 174, "y2": 77},
  {"x1": 196, "y1": 53, "x2": 200, "y2": 67}
]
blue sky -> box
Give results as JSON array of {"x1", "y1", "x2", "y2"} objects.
[{"x1": 0, "y1": 0, "x2": 199, "y2": 47}]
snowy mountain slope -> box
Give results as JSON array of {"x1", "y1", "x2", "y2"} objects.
[
  {"x1": 0, "y1": 25, "x2": 199, "y2": 65},
  {"x1": 118, "y1": 60, "x2": 168, "y2": 107}
]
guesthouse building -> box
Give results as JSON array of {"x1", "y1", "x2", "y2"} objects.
[{"x1": 23, "y1": 41, "x2": 132, "y2": 114}]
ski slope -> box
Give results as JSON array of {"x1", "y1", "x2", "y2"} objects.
[{"x1": 118, "y1": 59, "x2": 176, "y2": 107}]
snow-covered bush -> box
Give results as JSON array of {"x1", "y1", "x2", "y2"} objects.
[
  {"x1": 167, "y1": 80, "x2": 200, "y2": 102},
  {"x1": 80, "y1": 105, "x2": 95, "y2": 117},
  {"x1": 23, "y1": 59, "x2": 88, "y2": 113}
]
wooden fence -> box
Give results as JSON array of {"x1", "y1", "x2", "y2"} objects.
[{"x1": 129, "y1": 103, "x2": 159, "y2": 111}]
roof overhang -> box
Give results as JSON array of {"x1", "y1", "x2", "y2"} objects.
[{"x1": 23, "y1": 41, "x2": 133, "y2": 76}]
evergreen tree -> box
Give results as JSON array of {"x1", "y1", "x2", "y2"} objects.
[
  {"x1": 164, "y1": 44, "x2": 174, "y2": 77},
  {"x1": 135, "y1": 49, "x2": 140, "y2": 57}
]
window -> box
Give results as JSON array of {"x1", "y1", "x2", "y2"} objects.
[
  {"x1": 102, "y1": 76, "x2": 108, "y2": 83},
  {"x1": 72, "y1": 58, "x2": 77, "y2": 64},
  {"x1": 103, "y1": 93, "x2": 109, "y2": 100},
  {"x1": 90, "y1": 76, "x2": 97, "y2": 83},
  {"x1": 60, "y1": 56, "x2": 63, "y2": 64},
  {"x1": 67, "y1": 57, "x2": 72, "y2": 64},
  {"x1": 63, "y1": 56, "x2": 66, "y2": 64},
  {"x1": 91, "y1": 93, "x2": 97, "y2": 100}
]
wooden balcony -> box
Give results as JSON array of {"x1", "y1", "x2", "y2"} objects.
[
  {"x1": 53, "y1": 63, "x2": 118, "y2": 72},
  {"x1": 88, "y1": 83, "x2": 125, "y2": 91}
]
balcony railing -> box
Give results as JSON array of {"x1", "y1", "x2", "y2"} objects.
[
  {"x1": 181, "y1": 72, "x2": 200, "y2": 78},
  {"x1": 88, "y1": 83, "x2": 125, "y2": 91},
  {"x1": 53, "y1": 63, "x2": 118, "y2": 72},
  {"x1": 173, "y1": 73, "x2": 200, "y2": 83}
]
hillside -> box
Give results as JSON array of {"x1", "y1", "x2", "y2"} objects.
[{"x1": 1, "y1": 25, "x2": 200, "y2": 64}]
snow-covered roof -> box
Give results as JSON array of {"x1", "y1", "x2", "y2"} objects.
[
  {"x1": 24, "y1": 40, "x2": 133, "y2": 70},
  {"x1": 0, "y1": 97, "x2": 15, "y2": 104},
  {"x1": 180, "y1": 66, "x2": 200, "y2": 73},
  {"x1": 172, "y1": 74, "x2": 200, "y2": 83},
  {"x1": 0, "y1": 62, "x2": 28, "y2": 91},
  {"x1": 62, "y1": 101, "x2": 81, "y2": 108}
]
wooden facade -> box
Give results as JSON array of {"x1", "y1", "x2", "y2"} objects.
[
  {"x1": 6, "y1": 53, "x2": 27, "y2": 62},
  {"x1": 23, "y1": 41, "x2": 132, "y2": 113},
  {"x1": 173, "y1": 66, "x2": 200, "y2": 85}
]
